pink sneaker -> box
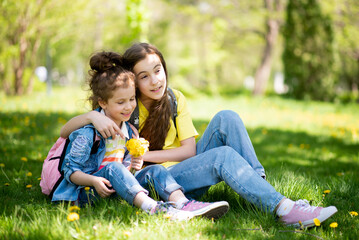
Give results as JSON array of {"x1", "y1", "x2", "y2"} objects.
[
  {"x1": 181, "y1": 200, "x2": 229, "y2": 219},
  {"x1": 280, "y1": 199, "x2": 337, "y2": 228}
]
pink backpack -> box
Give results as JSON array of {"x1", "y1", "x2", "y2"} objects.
[{"x1": 40, "y1": 129, "x2": 100, "y2": 197}]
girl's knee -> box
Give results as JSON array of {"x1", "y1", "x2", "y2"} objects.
[
  {"x1": 212, "y1": 146, "x2": 237, "y2": 162},
  {"x1": 215, "y1": 110, "x2": 243, "y2": 123},
  {"x1": 106, "y1": 162, "x2": 126, "y2": 172}
]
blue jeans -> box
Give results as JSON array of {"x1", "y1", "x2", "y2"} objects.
[
  {"x1": 168, "y1": 110, "x2": 284, "y2": 212},
  {"x1": 79, "y1": 162, "x2": 183, "y2": 205}
]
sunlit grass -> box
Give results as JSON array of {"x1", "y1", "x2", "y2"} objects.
[{"x1": 1, "y1": 87, "x2": 358, "y2": 239}]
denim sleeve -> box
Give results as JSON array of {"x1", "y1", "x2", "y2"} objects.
[{"x1": 62, "y1": 130, "x2": 93, "y2": 184}]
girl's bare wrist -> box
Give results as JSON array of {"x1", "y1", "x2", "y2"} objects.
[{"x1": 86, "y1": 111, "x2": 98, "y2": 124}]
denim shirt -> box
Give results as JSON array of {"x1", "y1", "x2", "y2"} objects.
[{"x1": 52, "y1": 121, "x2": 133, "y2": 202}]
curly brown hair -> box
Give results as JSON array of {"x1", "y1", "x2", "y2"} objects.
[{"x1": 87, "y1": 51, "x2": 135, "y2": 110}]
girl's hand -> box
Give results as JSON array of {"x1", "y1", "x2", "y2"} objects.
[
  {"x1": 92, "y1": 176, "x2": 115, "y2": 198},
  {"x1": 130, "y1": 156, "x2": 143, "y2": 171},
  {"x1": 89, "y1": 111, "x2": 124, "y2": 139}
]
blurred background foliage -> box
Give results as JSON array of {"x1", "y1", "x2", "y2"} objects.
[{"x1": 0, "y1": 0, "x2": 358, "y2": 103}]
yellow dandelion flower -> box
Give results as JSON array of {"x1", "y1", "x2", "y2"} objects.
[
  {"x1": 136, "y1": 211, "x2": 139, "y2": 215},
  {"x1": 69, "y1": 206, "x2": 81, "y2": 212},
  {"x1": 126, "y1": 138, "x2": 149, "y2": 157},
  {"x1": 21, "y1": 157, "x2": 28, "y2": 162},
  {"x1": 26, "y1": 172, "x2": 32, "y2": 177},
  {"x1": 261, "y1": 129, "x2": 268, "y2": 135},
  {"x1": 84, "y1": 187, "x2": 90, "y2": 191},
  {"x1": 0, "y1": 163, "x2": 5, "y2": 168},
  {"x1": 37, "y1": 177, "x2": 41, "y2": 181},
  {"x1": 67, "y1": 212, "x2": 79, "y2": 222},
  {"x1": 329, "y1": 222, "x2": 338, "y2": 228},
  {"x1": 323, "y1": 190, "x2": 331, "y2": 194},
  {"x1": 349, "y1": 211, "x2": 358, "y2": 217},
  {"x1": 123, "y1": 231, "x2": 132, "y2": 237},
  {"x1": 5, "y1": 183, "x2": 10, "y2": 186},
  {"x1": 300, "y1": 143, "x2": 305, "y2": 149},
  {"x1": 336, "y1": 172, "x2": 344, "y2": 176},
  {"x1": 26, "y1": 184, "x2": 32, "y2": 188},
  {"x1": 163, "y1": 214, "x2": 171, "y2": 219},
  {"x1": 313, "y1": 218, "x2": 321, "y2": 226}
]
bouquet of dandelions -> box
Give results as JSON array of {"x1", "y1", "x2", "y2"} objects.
[{"x1": 126, "y1": 138, "x2": 149, "y2": 174}]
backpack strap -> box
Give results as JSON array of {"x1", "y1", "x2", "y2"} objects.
[
  {"x1": 167, "y1": 87, "x2": 178, "y2": 129},
  {"x1": 128, "y1": 88, "x2": 178, "y2": 130},
  {"x1": 129, "y1": 98, "x2": 140, "y2": 129}
]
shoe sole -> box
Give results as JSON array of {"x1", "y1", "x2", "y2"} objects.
[
  {"x1": 193, "y1": 201, "x2": 229, "y2": 220},
  {"x1": 291, "y1": 206, "x2": 338, "y2": 228}
]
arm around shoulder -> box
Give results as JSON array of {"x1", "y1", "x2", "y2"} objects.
[
  {"x1": 60, "y1": 111, "x2": 124, "y2": 139},
  {"x1": 60, "y1": 112, "x2": 95, "y2": 138}
]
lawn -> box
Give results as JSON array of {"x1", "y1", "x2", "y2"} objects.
[{"x1": 0, "y1": 87, "x2": 358, "y2": 239}]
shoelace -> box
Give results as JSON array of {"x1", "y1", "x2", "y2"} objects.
[
  {"x1": 154, "y1": 201, "x2": 182, "y2": 215},
  {"x1": 183, "y1": 200, "x2": 195, "y2": 208},
  {"x1": 295, "y1": 199, "x2": 317, "y2": 213}
]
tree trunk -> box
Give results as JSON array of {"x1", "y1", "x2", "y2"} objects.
[
  {"x1": 14, "y1": 37, "x2": 27, "y2": 95},
  {"x1": 25, "y1": 37, "x2": 41, "y2": 94},
  {"x1": 253, "y1": 0, "x2": 281, "y2": 96}
]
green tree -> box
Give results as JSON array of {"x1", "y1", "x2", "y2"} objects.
[
  {"x1": 253, "y1": 0, "x2": 285, "y2": 96},
  {"x1": 0, "y1": 0, "x2": 90, "y2": 95},
  {"x1": 283, "y1": 0, "x2": 335, "y2": 101},
  {"x1": 332, "y1": 0, "x2": 359, "y2": 101}
]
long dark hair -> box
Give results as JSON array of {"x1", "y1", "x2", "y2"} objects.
[
  {"x1": 88, "y1": 51, "x2": 135, "y2": 110},
  {"x1": 123, "y1": 43, "x2": 172, "y2": 151}
]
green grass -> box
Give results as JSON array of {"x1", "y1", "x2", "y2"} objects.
[{"x1": 1, "y1": 87, "x2": 358, "y2": 239}]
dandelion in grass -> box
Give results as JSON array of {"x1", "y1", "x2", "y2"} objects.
[
  {"x1": 69, "y1": 206, "x2": 81, "y2": 212},
  {"x1": 261, "y1": 129, "x2": 268, "y2": 135},
  {"x1": 5, "y1": 183, "x2": 10, "y2": 186},
  {"x1": 67, "y1": 212, "x2": 80, "y2": 222},
  {"x1": 37, "y1": 177, "x2": 41, "y2": 181},
  {"x1": 336, "y1": 172, "x2": 344, "y2": 176},
  {"x1": 26, "y1": 184, "x2": 32, "y2": 188},
  {"x1": 330, "y1": 222, "x2": 338, "y2": 228},
  {"x1": 84, "y1": 187, "x2": 92, "y2": 207},
  {"x1": 26, "y1": 172, "x2": 32, "y2": 177},
  {"x1": 349, "y1": 211, "x2": 358, "y2": 217},
  {"x1": 0, "y1": 163, "x2": 10, "y2": 181},
  {"x1": 323, "y1": 190, "x2": 331, "y2": 194},
  {"x1": 123, "y1": 231, "x2": 132, "y2": 237},
  {"x1": 20, "y1": 157, "x2": 27, "y2": 172},
  {"x1": 313, "y1": 218, "x2": 321, "y2": 226}
]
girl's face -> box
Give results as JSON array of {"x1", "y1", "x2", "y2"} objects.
[
  {"x1": 99, "y1": 85, "x2": 136, "y2": 126},
  {"x1": 133, "y1": 53, "x2": 167, "y2": 105}
]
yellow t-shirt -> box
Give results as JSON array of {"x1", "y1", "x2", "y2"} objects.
[{"x1": 138, "y1": 89, "x2": 198, "y2": 167}]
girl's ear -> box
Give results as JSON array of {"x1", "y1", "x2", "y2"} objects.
[{"x1": 98, "y1": 98, "x2": 107, "y2": 110}]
